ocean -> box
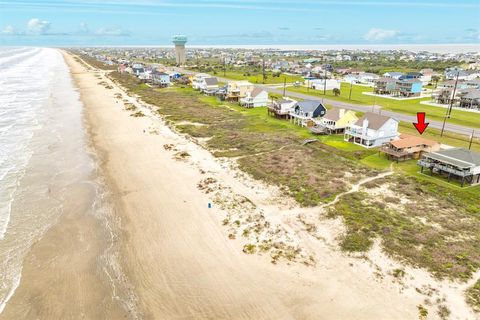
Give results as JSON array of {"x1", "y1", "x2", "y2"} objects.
[{"x1": 0, "y1": 47, "x2": 135, "y2": 317}]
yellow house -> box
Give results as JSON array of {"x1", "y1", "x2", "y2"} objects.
[
  {"x1": 226, "y1": 80, "x2": 254, "y2": 101},
  {"x1": 312, "y1": 108, "x2": 358, "y2": 134}
]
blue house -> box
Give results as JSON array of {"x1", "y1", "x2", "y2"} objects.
[
  {"x1": 132, "y1": 63, "x2": 145, "y2": 76},
  {"x1": 289, "y1": 100, "x2": 326, "y2": 127},
  {"x1": 399, "y1": 72, "x2": 422, "y2": 80},
  {"x1": 152, "y1": 70, "x2": 170, "y2": 87},
  {"x1": 396, "y1": 79, "x2": 422, "y2": 97}
]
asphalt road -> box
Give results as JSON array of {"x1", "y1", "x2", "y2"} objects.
[{"x1": 172, "y1": 67, "x2": 480, "y2": 138}]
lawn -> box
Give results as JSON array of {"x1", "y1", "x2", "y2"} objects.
[
  {"x1": 214, "y1": 70, "x2": 304, "y2": 85},
  {"x1": 286, "y1": 83, "x2": 480, "y2": 129}
]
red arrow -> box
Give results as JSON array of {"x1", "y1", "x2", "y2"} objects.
[{"x1": 413, "y1": 112, "x2": 429, "y2": 134}]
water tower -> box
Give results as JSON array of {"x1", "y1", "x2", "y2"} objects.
[{"x1": 172, "y1": 35, "x2": 187, "y2": 66}]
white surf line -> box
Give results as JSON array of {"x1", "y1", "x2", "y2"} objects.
[{"x1": 0, "y1": 269, "x2": 22, "y2": 315}]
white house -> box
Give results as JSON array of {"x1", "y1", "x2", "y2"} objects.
[
  {"x1": 383, "y1": 71, "x2": 403, "y2": 79},
  {"x1": 192, "y1": 73, "x2": 211, "y2": 90},
  {"x1": 307, "y1": 79, "x2": 341, "y2": 91},
  {"x1": 239, "y1": 87, "x2": 269, "y2": 108},
  {"x1": 345, "y1": 72, "x2": 380, "y2": 86},
  {"x1": 357, "y1": 72, "x2": 380, "y2": 86},
  {"x1": 344, "y1": 112, "x2": 399, "y2": 148},
  {"x1": 268, "y1": 98, "x2": 297, "y2": 118},
  {"x1": 198, "y1": 77, "x2": 219, "y2": 94}
]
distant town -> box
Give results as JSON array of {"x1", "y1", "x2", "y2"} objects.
[{"x1": 82, "y1": 44, "x2": 480, "y2": 111}]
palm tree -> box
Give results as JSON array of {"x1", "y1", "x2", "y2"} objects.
[
  {"x1": 431, "y1": 75, "x2": 440, "y2": 89},
  {"x1": 333, "y1": 88, "x2": 341, "y2": 96}
]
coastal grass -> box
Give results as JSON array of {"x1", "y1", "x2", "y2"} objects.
[
  {"x1": 466, "y1": 279, "x2": 480, "y2": 312},
  {"x1": 74, "y1": 52, "x2": 118, "y2": 71},
  {"x1": 108, "y1": 70, "x2": 480, "y2": 284},
  {"x1": 286, "y1": 83, "x2": 480, "y2": 129},
  {"x1": 329, "y1": 174, "x2": 480, "y2": 280}
]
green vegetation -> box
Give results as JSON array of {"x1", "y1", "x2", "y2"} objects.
[
  {"x1": 286, "y1": 83, "x2": 480, "y2": 129},
  {"x1": 329, "y1": 175, "x2": 480, "y2": 279},
  {"x1": 466, "y1": 279, "x2": 480, "y2": 312},
  {"x1": 330, "y1": 59, "x2": 458, "y2": 74},
  {"x1": 222, "y1": 70, "x2": 304, "y2": 84},
  {"x1": 108, "y1": 70, "x2": 480, "y2": 285},
  {"x1": 74, "y1": 53, "x2": 117, "y2": 71},
  {"x1": 192, "y1": 67, "x2": 304, "y2": 84}
]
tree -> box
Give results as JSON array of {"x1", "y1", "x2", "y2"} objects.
[
  {"x1": 431, "y1": 75, "x2": 440, "y2": 89},
  {"x1": 333, "y1": 88, "x2": 341, "y2": 96}
]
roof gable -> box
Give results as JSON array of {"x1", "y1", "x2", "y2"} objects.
[
  {"x1": 354, "y1": 112, "x2": 396, "y2": 130},
  {"x1": 295, "y1": 100, "x2": 325, "y2": 113}
]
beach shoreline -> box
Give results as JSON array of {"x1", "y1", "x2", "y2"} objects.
[
  {"x1": 4, "y1": 49, "x2": 477, "y2": 319},
  {"x1": 61, "y1": 51, "x2": 423, "y2": 319}
]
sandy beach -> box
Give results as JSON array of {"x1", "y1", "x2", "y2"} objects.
[
  {"x1": 3, "y1": 50, "x2": 477, "y2": 319},
  {"x1": 74, "y1": 51, "x2": 423, "y2": 319}
]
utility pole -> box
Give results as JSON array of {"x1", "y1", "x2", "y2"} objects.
[
  {"x1": 448, "y1": 71, "x2": 459, "y2": 118},
  {"x1": 283, "y1": 77, "x2": 286, "y2": 97},
  {"x1": 349, "y1": 81, "x2": 353, "y2": 100},
  {"x1": 323, "y1": 67, "x2": 327, "y2": 95},
  {"x1": 262, "y1": 58, "x2": 266, "y2": 84},
  {"x1": 223, "y1": 57, "x2": 226, "y2": 77},
  {"x1": 441, "y1": 71, "x2": 459, "y2": 137},
  {"x1": 469, "y1": 129, "x2": 475, "y2": 150}
]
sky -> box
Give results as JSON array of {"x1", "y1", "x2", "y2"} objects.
[{"x1": 0, "y1": 0, "x2": 479, "y2": 46}]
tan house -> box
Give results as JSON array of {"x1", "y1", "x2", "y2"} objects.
[
  {"x1": 226, "y1": 80, "x2": 254, "y2": 101},
  {"x1": 381, "y1": 134, "x2": 440, "y2": 162}
]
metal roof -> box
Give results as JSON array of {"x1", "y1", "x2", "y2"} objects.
[
  {"x1": 295, "y1": 100, "x2": 324, "y2": 113},
  {"x1": 204, "y1": 77, "x2": 218, "y2": 86},
  {"x1": 425, "y1": 148, "x2": 480, "y2": 169}
]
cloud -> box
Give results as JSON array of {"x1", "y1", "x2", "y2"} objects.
[
  {"x1": 312, "y1": 34, "x2": 332, "y2": 41},
  {"x1": 278, "y1": 27, "x2": 290, "y2": 31},
  {"x1": 27, "y1": 18, "x2": 51, "y2": 34},
  {"x1": 78, "y1": 22, "x2": 90, "y2": 34},
  {"x1": 212, "y1": 31, "x2": 274, "y2": 39},
  {"x1": 464, "y1": 28, "x2": 480, "y2": 40},
  {"x1": 95, "y1": 26, "x2": 130, "y2": 36},
  {"x1": 363, "y1": 28, "x2": 399, "y2": 41},
  {"x1": 1, "y1": 25, "x2": 20, "y2": 35}
]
